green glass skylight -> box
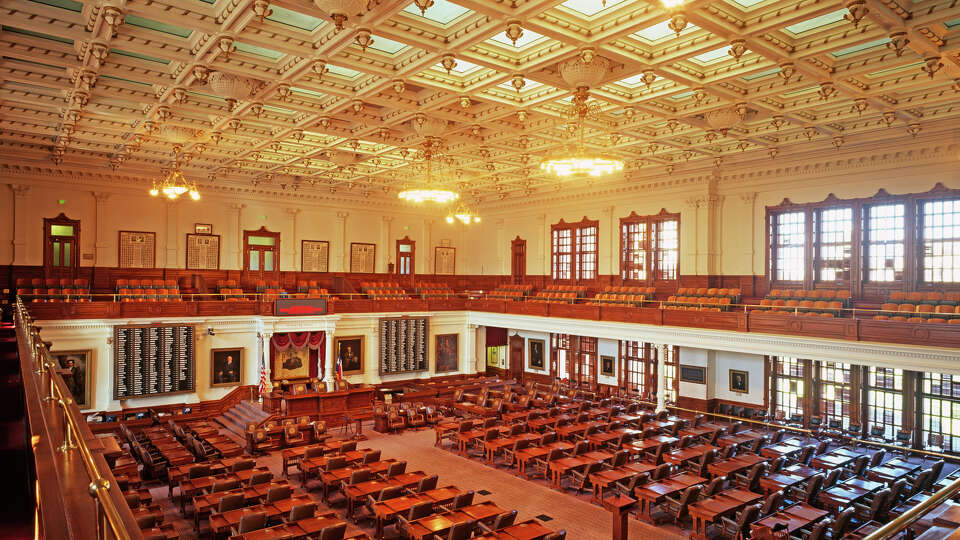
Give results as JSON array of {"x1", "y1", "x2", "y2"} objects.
[
  {"x1": 831, "y1": 38, "x2": 890, "y2": 58},
  {"x1": 266, "y1": 5, "x2": 325, "y2": 31},
  {"x1": 669, "y1": 90, "x2": 694, "y2": 100},
  {"x1": 402, "y1": 0, "x2": 471, "y2": 24},
  {"x1": 782, "y1": 85, "x2": 818, "y2": 97},
  {"x1": 292, "y1": 87, "x2": 325, "y2": 98},
  {"x1": 742, "y1": 66, "x2": 781, "y2": 81},
  {"x1": 631, "y1": 20, "x2": 699, "y2": 42},
  {"x1": 691, "y1": 47, "x2": 733, "y2": 64},
  {"x1": 944, "y1": 17, "x2": 960, "y2": 28},
  {"x1": 497, "y1": 79, "x2": 544, "y2": 91},
  {"x1": 1, "y1": 26, "x2": 73, "y2": 44},
  {"x1": 729, "y1": 0, "x2": 769, "y2": 7},
  {"x1": 100, "y1": 74, "x2": 153, "y2": 86},
  {"x1": 488, "y1": 29, "x2": 545, "y2": 48},
  {"x1": 29, "y1": 0, "x2": 81, "y2": 12},
  {"x1": 866, "y1": 61, "x2": 923, "y2": 78},
  {"x1": 234, "y1": 42, "x2": 284, "y2": 60},
  {"x1": 785, "y1": 9, "x2": 846, "y2": 34},
  {"x1": 124, "y1": 15, "x2": 192, "y2": 38},
  {"x1": 111, "y1": 48, "x2": 170, "y2": 64},
  {"x1": 365, "y1": 35, "x2": 409, "y2": 54},
  {"x1": 559, "y1": 0, "x2": 627, "y2": 16},
  {"x1": 326, "y1": 64, "x2": 361, "y2": 78}
]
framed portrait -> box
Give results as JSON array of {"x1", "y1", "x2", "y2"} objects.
[
  {"x1": 334, "y1": 336, "x2": 364, "y2": 375},
  {"x1": 435, "y1": 334, "x2": 459, "y2": 373},
  {"x1": 680, "y1": 365, "x2": 706, "y2": 384},
  {"x1": 527, "y1": 339, "x2": 545, "y2": 370},
  {"x1": 600, "y1": 355, "x2": 616, "y2": 377},
  {"x1": 210, "y1": 347, "x2": 243, "y2": 387},
  {"x1": 51, "y1": 349, "x2": 92, "y2": 409},
  {"x1": 730, "y1": 369, "x2": 749, "y2": 393},
  {"x1": 195, "y1": 223, "x2": 213, "y2": 234}
]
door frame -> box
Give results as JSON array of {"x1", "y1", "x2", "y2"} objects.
[
  {"x1": 243, "y1": 226, "x2": 280, "y2": 283},
  {"x1": 43, "y1": 213, "x2": 81, "y2": 279}
]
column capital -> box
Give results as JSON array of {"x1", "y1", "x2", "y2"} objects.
[
  {"x1": 9, "y1": 184, "x2": 30, "y2": 198},
  {"x1": 381, "y1": 216, "x2": 394, "y2": 223},
  {"x1": 336, "y1": 211, "x2": 349, "y2": 219},
  {"x1": 684, "y1": 197, "x2": 702, "y2": 209},
  {"x1": 91, "y1": 191, "x2": 111, "y2": 201},
  {"x1": 285, "y1": 207, "x2": 301, "y2": 216},
  {"x1": 704, "y1": 194, "x2": 724, "y2": 208},
  {"x1": 601, "y1": 205, "x2": 615, "y2": 215},
  {"x1": 739, "y1": 191, "x2": 758, "y2": 204},
  {"x1": 229, "y1": 202, "x2": 246, "y2": 211},
  {"x1": 496, "y1": 218, "x2": 505, "y2": 226}
]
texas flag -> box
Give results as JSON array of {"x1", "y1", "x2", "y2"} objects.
[{"x1": 335, "y1": 353, "x2": 343, "y2": 380}]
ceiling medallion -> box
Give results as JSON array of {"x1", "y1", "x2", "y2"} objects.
[
  {"x1": 313, "y1": 0, "x2": 365, "y2": 31},
  {"x1": 505, "y1": 21, "x2": 524, "y2": 46},
  {"x1": 843, "y1": 0, "x2": 868, "y2": 27},
  {"x1": 150, "y1": 147, "x2": 200, "y2": 201},
  {"x1": 412, "y1": 0, "x2": 433, "y2": 15},
  {"x1": 441, "y1": 54, "x2": 457, "y2": 74},
  {"x1": 207, "y1": 71, "x2": 260, "y2": 111},
  {"x1": 704, "y1": 106, "x2": 744, "y2": 135},
  {"x1": 355, "y1": 29, "x2": 374, "y2": 52},
  {"x1": 445, "y1": 202, "x2": 481, "y2": 225},
  {"x1": 540, "y1": 55, "x2": 623, "y2": 178}
]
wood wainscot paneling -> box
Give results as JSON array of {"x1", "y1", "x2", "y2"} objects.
[
  {"x1": 859, "y1": 319, "x2": 960, "y2": 348},
  {"x1": 507, "y1": 302, "x2": 550, "y2": 317},
  {"x1": 663, "y1": 310, "x2": 746, "y2": 332},
  {"x1": 748, "y1": 312, "x2": 859, "y2": 341},
  {"x1": 675, "y1": 396, "x2": 710, "y2": 413},
  {"x1": 548, "y1": 303, "x2": 600, "y2": 320},
  {"x1": 599, "y1": 306, "x2": 663, "y2": 325}
]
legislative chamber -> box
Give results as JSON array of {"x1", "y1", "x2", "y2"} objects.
[{"x1": 2, "y1": 0, "x2": 960, "y2": 538}]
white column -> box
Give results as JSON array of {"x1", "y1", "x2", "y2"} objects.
[
  {"x1": 324, "y1": 330, "x2": 335, "y2": 388},
  {"x1": 464, "y1": 324, "x2": 477, "y2": 375},
  {"x1": 261, "y1": 330, "x2": 273, "y2": 393},
  {"x1": 537, "y1": 213, "x2": 547, "y2": 275},
  {"x1": 335, "y1": 211, "x2": 348, "y2": 272},
  {"x1": 10, "y1": 184, "x2": 31, "y2": 265},
  {"x1": 495, "y1": 219, "x2": 506, "y2": 274},
  {"x1": 164, "y1": 200, "x2": 178, "y2": 268},
  {"x1": 285, "y1": 208, "x2": 300, "y2": 271},
  {"x1": 228, "y1": 203, "x2": 245, "y2": 269},
  {"x1": 92, "y1": 191, "x2": 111, "y2": 266},
  {"x1": 423, "y1": 219, "x2": 433, "y2": 275},
  {"x1": 656, "y1": 343, "x2": 667, "y2": 413},
  {"x1": 703, "y1": 193, "x2": 724, "y2": 276},
  {"x1": 380, "y1": 216, "x2": 393, "y2": 273},
  {"x1": 684, "y1": 197, "x2": 701, "y2": 275},
  {"x1": 601, "y1": 206, "x2": 614, "y2": 276},
  {"x1": 740, "y1": 192, "x2": 758, "y2": 275}
]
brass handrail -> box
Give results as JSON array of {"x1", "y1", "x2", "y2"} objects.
[
  {"x1": 15, "y1": 299, "x2": 134, "y2": 540},
  {"x1": 863, "y1": 475, "x2": 960, "y2": 540}
]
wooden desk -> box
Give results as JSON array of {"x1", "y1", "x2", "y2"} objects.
[
  {"x1": 761, "y1": 443, "x2": 802, "y2": 459},
  {"x1": 548, "y1": 457, "x2": 592, "y2": 489},
  {"x1": 663, "y1": 444, "x2": 718, "y2": 467},
  {"x1": 474, "y1": 519, "x2": 554, "y2": 540},
  {"x1": 406, "y1": 510, "x2": 474, "y2": 540},
  {"x1": 280, "y1": 387, "x2": 376, "y2": 419},
  {"x1": 818, "y1": 479, "x2": 882, "y2": 512},
  {"x1": 752, "y1": 503, "x2": 828, "y2": 535},
  {"x1": 635, "y1": 473, "x2": 707, "y2": 523},
  {"x1": 604, "y1": 495, "x2": 637, "y2": 540},
  {"x1": 689, "y1": 490, "x2": 762, "y2": 540},
  {"x1": 590, "y1": 469, "x2": 636, "y2": 503},
  {"x1": 866, "y1": 459, "x2": 921, "y2": 484},
  {"x1": 759, "y1": 473, "x2": 808, "y2": 495},
  {"x1": 708, "y1": 454, "x2": 766, "y2": 478}
]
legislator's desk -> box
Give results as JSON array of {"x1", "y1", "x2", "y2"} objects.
[{"x1": 269, "y1": 387, "x2": 376, "y2": 419}]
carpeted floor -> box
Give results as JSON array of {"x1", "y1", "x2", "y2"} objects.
[{"x1": 149, "y1": 421, "x2": 689, "y2": 540}]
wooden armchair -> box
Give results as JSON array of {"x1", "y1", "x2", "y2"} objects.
[
  {"x1": 567, "y1": 461, "x2": 604, "y2": 494},
  {"x1": 313, "y1": 420, "x2": 331, "y2": 444},
  {"x1": 406, "y1": 407, "x2": 426, "y2": 430},
  {"x1": 718, "y1": 503, "x2": 760, "y2": 539},
  {"x1": 230, "y1": 511, "x2": 267, "y2": 537},
  {"x1": 249, "y1": 428, "x2": 279, "y2": 455},
  {"x1": 397, "y1": 501, "x2": 434, "y2": 538},
  {"x1": 660, "y1": 484, "x2": 701, "y2": 527},
  {"x1": 387, "y1": 408, "x2": 407, "y2": 433},
  {"x1": 283, "y1": 424, "x2": 306, "y2": 447}
]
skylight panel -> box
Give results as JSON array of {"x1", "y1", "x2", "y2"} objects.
[
  {"x1": 785, "y1": 9, "x2": 846, "y2": 34},
  {"x1": 946, "y1": 17, "x2": 960, "y2": 28},
  {"x1": 497, "y1": 79, "x2": 543, "y2": 91},
  {"x1": 28, "y1": 0, "x2": 81, "y2": 12},
  {"x1": 1, "y1": 26, "x2": 73, "y2": 44},
  {"x1": 433, "y1": 59, "x2": 482, "y2": 74},
  {"x1": 266, "y1": 6, "x2": 325, "y2": 31},
  {"x1": 866, "y1": 61, "x2": 923, "y2": 78},
  {"x1": 670, "y1": 90, "x2": 694, "y2": 100},
  {"x1": 831, "y1": 38, "x2": 890, "y2": 58},
  {"x1": 615, "y1": 73, "x2": 648, "y2": 86},
  {"x1": 488, "y1": 29, "x2": 545, "y2": 48},
  {"x1": 366, "y1": 35, "x2": 409, "y2": 54},
  {"x1": 110, "y1": 48, "x2": 170, "y2": 64},
  {"x1": 326, "y1": 64, "x2": 361, "y2": 78},
  {"x1": 559, "y1": 0, "x2": 627, "y2": 16},
  {"x1": 124, "y1": 15, "x2": 193, "y2": 38},
  {"x1": 729, "y1": 0, "x2": 769, "y2": 7},
  {"x1": 691, "y1": 47, "x2": 732, "y2": 64},
  {"x1": 292, "y1": 87, "x2": 325, "y2": 98},
  {"x1": 742, "y1": 66, "x2": 781, "y2": 81},
  {"x1": 631, "y1": 20, "x2": 699, "y2": 42},
  {"x1": 234, "y1": 42, "x2": 284, "y2": 60},
  {"x1": 402, "y1": 0, "x2": 471, "y2": 24}
]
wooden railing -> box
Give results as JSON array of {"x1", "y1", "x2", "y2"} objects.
[{"x1": 15, "y1": 298, "x2": 143, "y2": 539}]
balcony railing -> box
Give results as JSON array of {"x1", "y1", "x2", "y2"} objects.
[{"x1": 14, "y1": 298, "x2": 142, "y2": 539}]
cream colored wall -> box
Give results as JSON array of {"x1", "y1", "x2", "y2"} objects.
[{"x1": 4, "y1": 182, "x2": 461, "y2": 274}]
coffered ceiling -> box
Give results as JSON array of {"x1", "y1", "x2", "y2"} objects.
[{"x1": 1, "y1": 0, "x2": 959, "y2": 205}]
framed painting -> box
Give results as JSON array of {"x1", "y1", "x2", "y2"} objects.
[
  {"x1": 527, "y1": 339, "x2": 545, "y2": 370},
  {"x1": 273, "y1": 345, "x2": 310, "y2": 381},
  {"x1": 680, "y1": 365, "x2": 706, "y2": 384},
  {"x1": 600, "y1": 355, "x2": 616, "y2": 377},
  {"x1": 210, "y1": 347, "x2": 243, "y2": 387},
  {"x1": 334, "y1": 335, "x2": 364, "y2": 375},
  {"x1": 195, "y1": 223, "x2": 213, "y2": 234},
  {"x1": 51, "y1": 349, "x2": 93, "y2": 409},
  {"x1": 435, "y1": 333, "x2": 459, "y2": 373},
  {"x1": 730, "y1": 369, "x2": 749, "y2": 393}
]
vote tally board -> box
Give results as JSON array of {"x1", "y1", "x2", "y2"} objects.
[
  {"x1": 114, "y1": 324, "x2": 196, "y2": 399},
  {"x1": 378, "y1": 317, "x2": 428, "y2": 375}
]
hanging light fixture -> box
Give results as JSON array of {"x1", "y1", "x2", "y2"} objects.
[
  {"x1": 445, "y1": 202, "x2": 481, "y2": 224},
  {"x1": 539, "y1": 55, "x2": 623, "y2": 178},
  {"x1": 397, "y1": 137, "x2": 459, "y2": 203},
  {"x1": 149, "y1": 147, "x2": 200, "y2": 201}
]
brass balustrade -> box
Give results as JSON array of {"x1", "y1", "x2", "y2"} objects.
[{"x1": 15, "y1": 298, "x2": 138, "y2": 539}]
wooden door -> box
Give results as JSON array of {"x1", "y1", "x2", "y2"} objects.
[
  {"x1": 509, "y1": 334, "x2": 525, "y2": 382},
  {"x1": 43, "y1": 214, "x2": 80, "y2": 280},
  {"x1": 243, "y1": 227, "x2": 280, "y2": 284},
  {"x1": 396, "y1": 236, "x2": 415, "y2": 277},
  {"x1": 511, "y1": 236, "x2": 526, "y2": 283}
]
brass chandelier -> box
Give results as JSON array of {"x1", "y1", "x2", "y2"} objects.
[
  {"x1": 149, "y1": 146, "x2": 200, "y2": 200},
  {"x1": 445, "y1": 202, "x2": 481, "y2": 225},
  {"x1": 397, "y1": 134, "x2": 459, "y2": 204},
  {"x1": 540, "y1": 55, "x2": 624, "y2": 178}
]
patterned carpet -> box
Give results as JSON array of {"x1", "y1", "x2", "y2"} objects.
[{"x1": 149, "y1": 420, "x2": 690, "y2": 539}]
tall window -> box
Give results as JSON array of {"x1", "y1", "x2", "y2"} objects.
[
  {"x1": 865, "y1": 203, "x2": 905, "y2": 282},
  {"x1": 552, "y1": 333, "x2": 570, "y2": 380},
  {"x1": 552, "y1": 218, "x2": 598, "y2": 281},
  {"x1": 662, "y1": 345, "x2": 677, "y2": 404},
  {"x1": 921, "y1": 199, "x2": 960, "y2": 283},
  {"x1": 867, "y1": 367, "x2": 903, "y2": 439},
  {"x1": 819, "y1": 362, "x2": 852, "y2": 428},
  {"x1": 921, "y1": 372, "x2": 960, "y2": 452},
  {"x1": 620, "y1": 211, "x2": 680, "y2": 283},
  {"x1": 578, "y1": 337, "x2": 597, "y2": 385},
  {"x1": 774, "y1": 357, "x2": 805, "y2": 418},
  {"x1": 621, "y1": 341, "x2": 647, "y2": 394},
  {"x1": 772, "y1": 212, "x2": 806, "y2": 282},
  {"x1": 816, "y1": 208, "x2": 853, "y2": 282}
]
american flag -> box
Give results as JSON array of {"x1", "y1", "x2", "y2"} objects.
[
  {"x1": 258, "y1": 335, "x2": 267, "y2": 398},
  {"x1": 336, "y1": 353, "x2": 343, "y2": 380}
]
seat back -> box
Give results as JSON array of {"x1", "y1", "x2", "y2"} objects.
[
  {"x1": 248, "y1": 471, "x2": 273, "y2": 486},
  {"x1": 218, "y1": 493, "x2": 245, "y2": 513},
  {"x1": 266, "y1": 484, "x2": 292, "y2": 503},
  {"x1": 805, "y1": 473, "x2": 825, "y2": 503},
  {"x1": 289, "y1": 502, "x2": 317, "y2": 522},
  {"x1": 445, "y1": 521, "x2": 475, "y2": 540},
  {"x1": 417, "y1": 474, "x2": 439, "y2": 492},
  {"x1": 318, "y1": 522, "x2": 347, "y2": 540},
  {"x1": 452, "y1": 490, "x2": 475, "y2": 509},
  {"x1": 237, "y1": 512, "x2": 268, "y2": 534},
  {"x1": 408, "y1": 500, "x2": 434, "y2": 521}
]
